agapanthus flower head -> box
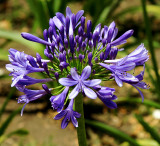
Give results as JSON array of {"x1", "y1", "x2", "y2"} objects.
[{"x1": 6, "y1": 6, "x2": 149, "y2": 129}]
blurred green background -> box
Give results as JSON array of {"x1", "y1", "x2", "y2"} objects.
[{"x1": 0, "y1": 0, "x2": 160, "y2": 146}]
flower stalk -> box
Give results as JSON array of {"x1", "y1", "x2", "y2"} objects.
[{"x1": 75, "y1": 93, "x2": 87, "y2": 146}]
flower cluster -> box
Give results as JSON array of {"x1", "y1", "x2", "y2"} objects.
[{"x1": 6, "y1": 7, "x2": 149, "y2": 129}]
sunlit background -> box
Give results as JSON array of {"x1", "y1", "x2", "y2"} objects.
[{"x1": 0, "y1": 0, "x2": 160, "y2": 145}]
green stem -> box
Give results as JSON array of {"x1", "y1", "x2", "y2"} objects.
[
  {"x1": 75, "y1": 94, "x2": 87, "y2": 146},
  {"x1": 141, "y1": 0, "x2": 160, "y2": 96}
]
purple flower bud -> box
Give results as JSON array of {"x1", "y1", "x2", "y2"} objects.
[
  {"x1": 100, "y1": 52, "x2": 104, "y2": 61},
  {"x1": 43, "y1": 62, "x2": 49, "y2": 76},
  {"x1": 48, "y1": 54, "x2": 54, "y2": 60},
  {"x1": 109, "y1": 47, "x2": 118, "y2": 60},
  {"x1": 49, "y1": 19, "x2": 57, "y2": 38},
  {"x1": 107, "y1": 21, "x2": 116, "y2": 43},
  {"x1": 76, "y1": 47, "x2": 80, "y2": 52},
  {"x1": 55, "y1": 72, "x2": 59, "y2": 81},
  {"x1": 87, "y1": 20, "x2": 92, "y2": 38},
  {"x1": 48, "y1": 26, "x2": 53, "y2": 42},
  {"x1": 95, "y1": 57, "x2": 98, "y2": 63},
  {"x1": 59, "y1": 46, "x2": 64, "y2": 52},
  {"x1": 78, "y1": 26, "x2": 83, "y2": 36},
  {"x1": 88, "y1": 52, "x2": 92, "y2": 64},
  {"x1": 51, "y1": 42, "x2": 55, "y2": 53},
  {"x1": 75, "y1": 35, "x2": 79, "y2": 42},
  {"x1": 42, "y1": 84, "x2": 51, "y2": 94},
  {"x1": 36, "y1": 53, "x2": 42, "y2": 67},
  {"x1": 81, "y1": 16, "x2": 85, "y2": 30},
  {"x1": 93, "y1": 31, "x2": 99, "y2": 47},
  {"x1": 104, "y1": 44, "x2": 111, "y2": 60},
  {"x1": 60, "y1": 25, "x2": 64, "y2": 41},
  {"x1": 21, "y1": 33, "x2": 51, "y2": 46},
  {"x1": 78, "y1": 36, "x2": 82, "y2": 49},
  {"x1": 65, "y1": 16, "x2": 70, "y2": 36},
  {"x1": 44, "y1": 49, "x2": 49, "y2": 58},
  {"x1": 59, "y1": 52, "x2": 64, "y2": 62},
  {"x1": 59, "y1": 62, "x2": 69, "y2": 71},
  {"x1": 69, "y1": 35, "x2": 74, "y2": 54},
  {"x1": 43, "y1": 29, "x2": 48, "y2": 41},
  {"x1": 64, "y1": 39, "x2": 68, "y2": 48},
  {"x1": 88, "y1": 40, "x2": 93, "y2": 48},
  {"x1": 27, "y1": 55, "x2": 38, "y2": 68},
  {"x1": 71, "y1": 14, "x2": 76, "y2": 31},
  {"x1": 79, "y1": 54, "x2": 83, "y2": 62},
  {"x1": 102, "y1": 39, "x2": 106, "y2": 47},
  {"x1": 111, "y1": 30, "x2": 134, "y2": 46},
  {"x1": 82, "y1": 41, "x2": 86, "y2": 49}
]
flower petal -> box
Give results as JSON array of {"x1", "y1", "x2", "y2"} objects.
[
  {"x1": 104, "y1": 100, "x2": 117, "y2": 109},
  {"x1": 81, "y1": 66, "x2": 91, "y2": 80},
  {"x1": 115, "y1": 75, "x2": 123, "y2": 87},
  {"x1": 71, "y1": 116, "x2": 78, "y2": 127},
  {"x1": 70, "y1": 68, "x2": 79, "y2": 80},
  {"x1": 83, "y1": 86, "x2": 97, "y2": 99},
  {"x1": 54, "y1": 110, "x2": 67, "y2": 120},
  {"x1": 83, "y1": 79, "x2": 101, "y2": 87},
  {"x1": 132, "y1": 85, "x2": 144, "y2": 102},
  {"x1": 59, "y1": 78, "x2": 78, "y2": 86},
  {"x1": 73, "y1": 111, "x2": 81, "y2": 118},
  {"x1": 61, "y1": 117, "x2": 69, "y2": 129},
  {"x1": 69, "y1": 84, "x2": 80, "y2": 99}
]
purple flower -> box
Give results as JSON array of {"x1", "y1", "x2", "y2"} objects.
[
  {"x1": 14, "y1": 75, "x2": 52, "y2": 90},
  {"x1": 104, "y1": 44, "x2": 149, "y2": 66},
  {"x1": 50, "y1": 86, "x2": 69, "y2": 112},
  {"x1": 54, "y1": 99, "x2": 81, "y2": 129},
  {"x1": 100, "y1": 57, "x2": 139, "y2": 87},
  {"x1": 6, "y1": 49, "x2": 45, "y2": 87},
  {"x1": 59, "y1": 66, "x2": 101, "y2": 99},
  {"x1": 18, "y1": 85, "x2": 49, "y2": 116},
  {"x1": 94, "y1": 85, "x2": 117, "y2": 109},
  {"x1": 129, "y1": 65, "x2": 149, "y2": 101}
]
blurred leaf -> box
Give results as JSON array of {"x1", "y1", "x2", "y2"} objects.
[
  {"x1": 53, "y1": 0, "x2": 67, "y2": 14},
  {"x1": 0, "y1": 49, "x2": 9, "y2": 61},
  {"x1": 117, "y1": 98, "x2": 160, "y2": 109},
  {"x1": 135, "y1": 114, "x2": 160, "y2": 144},
  {"x1": 0, "y1": 88, "x2": 16, "y2": 120},
  {"x1": 0, "y1": 29, "x2": 44, "y2": 55},
  {"x1": 137, "y1": 139, "x2": 159, "y2": 146},
  {"x1": 0, "y1": 107, "x2": 22, "y2": 136},
  {"x1": 0, "y1": 129, "x2": 28, "y2": 144},
  {"x1": 95, "y1": 0, "x2": 122, "y2": 25},
  {"x1": 26, "y1": 0, "x2": 49, "y2": 31},
  {"x1": 86, "y1": 119, "x2": 140, "y2": 146},
  {"x1": 114, "y1": 5, "x2": 160, "y2": 19}
]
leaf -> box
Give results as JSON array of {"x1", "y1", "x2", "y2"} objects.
[
  {"x1": 0, "y1": 29, "x2": 44, "y2": 55},
  {"x1": 0, "y1": 88, "x2": 16, "y2": 120},
  {"x1": 0, "y1": 129, "x2": 28, "y2": 144},
  {"x1": 114, "y1": 5, "x2": 160, "y2": 19},
  {"x1": 135, "y1": 114, "x2": 160, "y2": 144},
  {"x1": 0, "y1": 107, "x2": 22, "y2": 136},
  {"x1": 116, "y1": 98, "x2": 160, "y2": 109},
  {"x1": 26, "y1": 0, "x2": 49, "y2": 31},
  {"x1": 0, "y1": 49, "x2": 9, "y2": 61},
  {"x1": 86, "y1": 119, "x2": 140, "y2": 146}
]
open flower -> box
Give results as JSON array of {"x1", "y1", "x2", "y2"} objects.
[
  {"x1": 54, "y1": 99, "x2": 81, "y2": 129},
  {"x1": 50, "y1": 86, "x2": 69, "y2": 112},
  {"x1": 18, "y1": 84, "x2": 50, "y2": 116},
  {"x1": 100, "y1": 56, "x2": 139, "y2": 87},
  {"x1": 59, "y1": 66, "x2": 101, "y2": 99}
]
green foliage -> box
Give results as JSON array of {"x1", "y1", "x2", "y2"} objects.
[
  {"x1": 86, "y1": 119, "x2": 140, "y2": 146},
  {"x1": 135, "y1": 114, "x2": 160, "y2": 144},
  {"x1": 0, "y1": 88, "x2": 29, "y2": 144},
  {"x1": 117, "y1": 98, "x2": 160, "y2": 109}
]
